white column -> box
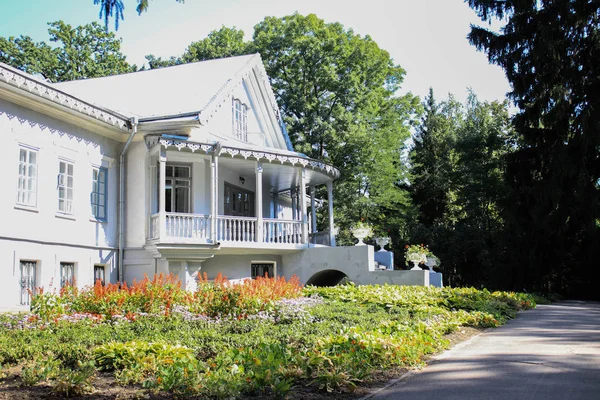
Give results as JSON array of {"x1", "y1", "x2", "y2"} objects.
[
  {"x1": 327, "y1": 180, "x2": 334, "y2": 247},
  {"x1": 210, "y1": 154, "x2": 218, "y2": 242},
  {"x1": 158, "y1": 147, "x2": 167, "y2": 241},
  {"x1": 300, "y1": 168, "x2": 308, "y2": 244},
  {"x1": 310, "y1": 185, "x2": 317, "y2": 234},
  {"x1": 255, "y1": 161, "x2": 263, "y2": 242}
]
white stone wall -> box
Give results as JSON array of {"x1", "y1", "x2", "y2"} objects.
[
  {"x1": 0, "y1": 99, "x2": 121, "y2": 308},
  {"x1": 200, "y1": 254, "x2": 282, "y2": 281},
  {"x1": 282, "y1": 246, "x2": 430, "y2": 286}
]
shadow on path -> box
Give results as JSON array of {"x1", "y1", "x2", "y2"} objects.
[{"x1": 367, "y1": 301, "x2": 600, "y2": 400}]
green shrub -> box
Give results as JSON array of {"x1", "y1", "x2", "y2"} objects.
[
  {"x1": 20, "y1": 354, "x2": 60, "y2": 386},
  {"x1": 51, "y1": 360, "x2": 96, "y2": 397}
]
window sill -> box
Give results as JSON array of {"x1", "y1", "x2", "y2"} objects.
[
  {"x1": 89, "y1": 216, "x2": 108, "y2": 224},
  {"x1": 55, "y1": 213, "x2": 76, "y2": 221},
  {"x1": 14, "y1": 204, "x2": 39, "y2": 213}
]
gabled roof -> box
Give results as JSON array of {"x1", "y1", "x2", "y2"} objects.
[
  {"x1": 54, "y1": 53, "x2": 294, "y2": 150},
  {"x1": 55, "y1": 54, "x2": 260, "y2": 120}
]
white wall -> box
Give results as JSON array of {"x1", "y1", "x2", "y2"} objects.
[
  {"x1": 282, "y1": 246, "x2": 430, "y2": 287},
  {"x1": 0, "y1": 99, "x2": 120, "y2": 308},
  {"x1": 201, "y1": 254, "x2": 282, "y2": 281},
  {"x1": 197, "y1": 80, "x2": 269, "y2": 148},
  {"x1": 124, "y1": 141, "x2": 148, "y2": 248}
]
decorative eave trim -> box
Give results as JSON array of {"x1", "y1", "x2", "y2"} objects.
[
  {"x1": 0, "y1": 64, "x2": 130, "y2": 131},
  {"x1": 0, "y1": 110, "x2": 100, "y2": 148},
  {"x1": 145, "y1": 135, "x2": 340, "y2": 179}
]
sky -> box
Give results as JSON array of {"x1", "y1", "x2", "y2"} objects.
[{"x1": 0, "y1": 0, "x2": 511, "y2": 104}]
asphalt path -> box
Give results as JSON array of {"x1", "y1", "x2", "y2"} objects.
[{"x1": 366, "y1": 301, "x2": 600, "y2": 400}]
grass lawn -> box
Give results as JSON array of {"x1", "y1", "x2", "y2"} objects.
[{"x1": 0, "y1": 274, "x2": 536, "y2": 398}]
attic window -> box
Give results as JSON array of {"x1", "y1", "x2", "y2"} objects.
[{"x1": 232, "y1": 98, "x2": 248, "y2": 142}]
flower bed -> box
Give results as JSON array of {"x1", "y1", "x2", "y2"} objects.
[{"x1": 0, "y1": 276, "x2": 536, "y2": 398}]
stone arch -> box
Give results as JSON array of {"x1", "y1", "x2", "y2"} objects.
[{"x1": 305, "y1": 269, "x2": 349, "y2": 287}]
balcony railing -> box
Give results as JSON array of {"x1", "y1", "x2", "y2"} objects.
[
  {"x1": 216, "y1": 216, "x2": 256, "y2": 243},
  {"x1": 149, "y1": 213, "x2": 211, "y2": 241},
  {"x1": 149, "y1": 213, "x2": 318, "y2": 247},
  {"x1": 263, "y1": 219, "x2": 302, "y2": 244}
]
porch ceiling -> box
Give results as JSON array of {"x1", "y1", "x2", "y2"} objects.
[{"x1": 218, "y1": 156, "x2": 332, "y2": 191}]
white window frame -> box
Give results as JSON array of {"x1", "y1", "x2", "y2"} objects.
[
  {"x1": 93, "y1": 264, "x2": 106, "y2": 286},
  {"x1": 91, "y1": 166, "x2": 108, "y2": 221},
  {"x1": 60, "y1": 262, "x2": 76, "y2": 288},
  {"x1": 232, "y1": 98, "x2": 248, "y2": 142},
  {"x1": 57, "y1": 159, "x2": 75, "y2": 215},
  {"x1": 19, "y1": 260, "x2": 37, "y2": 306},
  {"x1": 16, "y1": 145, "x2": 38, "y2": 208},
  {"x1": 165, "y1": 163, "x2": 192, "y2": 213}
]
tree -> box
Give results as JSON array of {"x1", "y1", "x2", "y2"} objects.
[
  {"x1": 409, "y1": 90, "x2": 514, "y2": 287},
  {"x1": 0, "y1": 21, "x2": 135, "y2": 82},
  {"x1": 252, "y1": 14, "x2": 419, "y2": 243},
  {"x1": 467, "y1": 0, "x2": 600, "y2": 297},
  {"x1": 144, "y1": 54, "x2": 181, "y2": 69},
  {"x1": 94, "y1": 0, "x2": 184, "y2": 30},
  {"x1": 145, "y1": 27, "x2": 252, "y2": 70},
  {"x1": 0, "y1": 35, "x2": 57, "y2": 78},
  {"x1": 182, "y1": 27, "x2": 253, "y2": 63},
  {"x1": 409, "y1": 89, "x2": 460, "y2": 227}
]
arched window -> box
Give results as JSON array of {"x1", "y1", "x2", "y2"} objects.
[{"x1": 232, "y1": 98, "x2": 248, "y2": 141}]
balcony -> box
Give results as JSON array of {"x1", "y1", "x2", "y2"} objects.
[
  {"x1": 148, "y1": 213, "x2": 309, "y2": 250},
  {"x1": 142, "y1": 137, "x2": 339, "y2": 258}
]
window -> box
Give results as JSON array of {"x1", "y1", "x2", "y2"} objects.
[
  {"x1": 60, "y1": 262, "x2": 75, "y2": 288},
  {"x1": 251, "y1": 263, "x2": 274, "y2": 279},
  {"x1": 20, "y1": 260, "x2": 37, "y2": 305},
  {"x1": 165, "y1": 165, "x2": 191, "y2": 213},
  {"x1": 17, "y1": 147, "x2": 38, "y2": 207},
  {"x1": 232, "y1": 98, "x2": 248, "y2": 141},
  {"x1": 58, "y1": 160, "x2": 74, "y2": 214},
  {"x1": 94, "y1": 265, "x2": 106, "y2": 286},
  {"x1": 91, "y1": 167, "x2": 107, "y2": 220},
  {"x1": 224, "y1": 183, "x2": 254, "y2": 217}
]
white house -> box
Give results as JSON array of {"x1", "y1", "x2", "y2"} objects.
[{"x1": 0, "y1": 54, "x2": 342, "y2": 308}]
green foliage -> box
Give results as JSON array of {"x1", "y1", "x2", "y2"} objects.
[
  {"x1": 182, "y1": 26, "x2": 253, "y2": 63},
  {"x1": 51, "y1": 360, "x2": 96, "y2": 397},
  {"x1": 95, "y1": 341, "x2": 201, "y2": 394},
  {"x1": 466, "y1": 0, "x2": 600, "y2": 299},
  {"x1": 408, "y1": 90, "x2": 515, "y2": 287},
  {"x1": 29, "y1": 290, "x2": 65, "y2": 323},
  {"x1": 0, "y1": 21, "x2": 135, "y2": 82},
  {"x1": 1, "y1": 284, "x2": 533, "y2": 396},
  {"x1": 20, "y1": 354, "x2": 61, "y2": 386}
]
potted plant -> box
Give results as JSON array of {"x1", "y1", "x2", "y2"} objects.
[
  {"x1": 352, "y1": 221, "x2": 373, "y2": 246},
  {"x1": 404, "y1": 244, "x2": 438, "y2": 270}
]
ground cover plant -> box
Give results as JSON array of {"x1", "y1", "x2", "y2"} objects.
[{"x1": 0, "y1": 274, "x2": 536, "y2": 398}]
